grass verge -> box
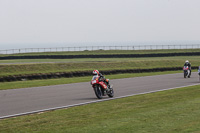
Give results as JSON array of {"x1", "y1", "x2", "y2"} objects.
[
  {"x1": 0, "y1": 71, "x2": 181, "y2": 90},
  {"x1": 0, "y1": 82, "x2": 200, "y2": 132}
]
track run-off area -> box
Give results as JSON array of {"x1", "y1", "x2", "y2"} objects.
[{"x1": 0, "y1": 72, "x2": 200, "y2": 119}]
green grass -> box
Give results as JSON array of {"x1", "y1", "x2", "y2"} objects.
[
  {"x1": 0, "y1": 56, "x2": 199, "y2": 77},
  {"x1": 1, "y1": 83, "x2": 200, "y2": 132},
  {"x1": 0, "y1": 71, "x2": 181, "y2": 90},
  {"x1": 1, "y1": 48, "x2": 200, "y2": 57}
]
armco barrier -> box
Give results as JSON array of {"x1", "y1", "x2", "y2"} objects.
[
  {"x1": 0, "y1": 67, "x2": 198, "y2": 82},
  {"x1": 1, "y1": 52, "x2": 200, "y2": 60}
]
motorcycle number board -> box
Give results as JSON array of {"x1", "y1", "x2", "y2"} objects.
[{"x1": 92, "y1": 80, "x2": 96, "y2": 84}]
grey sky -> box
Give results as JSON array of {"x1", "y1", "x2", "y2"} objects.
[{"x1": 0, "y1": 0, "x2": 200, "y2": 49}]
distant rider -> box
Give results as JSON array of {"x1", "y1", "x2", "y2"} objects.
[
  {"x1": 93, "y1": 70, "x2": 110, "y2": 89},
  {"x1": 184, "y1": 60, "x2": 191, "y2": 76}
]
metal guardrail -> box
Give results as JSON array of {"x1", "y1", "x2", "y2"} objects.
[{"x1": 0, "y1": 44, "x2": 200, "y2": 54}]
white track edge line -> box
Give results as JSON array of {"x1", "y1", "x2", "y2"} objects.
[{"x1": 1, "y1": 83, "x2": 200, "y2": 119}]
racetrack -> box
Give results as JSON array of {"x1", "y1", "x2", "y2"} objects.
[{"x1": 0, "y1": 72, "x2": 199, "y2": 119}]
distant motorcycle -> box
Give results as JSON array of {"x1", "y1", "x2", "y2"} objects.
[
  {"x1": 91, "y1": 76, "x2": 114, "y2": 99},
  {"x1": 183, "y1": 66, "x2": 190, "y2": 78}
]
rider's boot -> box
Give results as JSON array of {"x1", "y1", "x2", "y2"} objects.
[
  {"x1": 188, "y1": 70, "x2": 191, "y2": 78},
  {"x1": 106, "y1": 85, "x2": 111, "y2": 93}
]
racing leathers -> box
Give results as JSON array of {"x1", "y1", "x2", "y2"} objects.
[{"x1": 99, "y1": 73, "x2": 110, "y2": 87}]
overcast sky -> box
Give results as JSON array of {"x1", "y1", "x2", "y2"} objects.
[{"x1": 0, "y1": 0, "x2": 200, "y2": 49}]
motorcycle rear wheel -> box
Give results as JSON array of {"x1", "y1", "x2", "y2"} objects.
[{"x1": 107, "y1": 87, "x2": 114, "y2": 98}]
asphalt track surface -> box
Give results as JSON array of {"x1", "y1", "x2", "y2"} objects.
[{"x1": 0, "y1": 72, "x2": 200, "y2": 119}]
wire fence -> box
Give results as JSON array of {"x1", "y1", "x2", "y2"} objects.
[{"x1": 0, "y1": 44, "x2": 200, "y2": 54}]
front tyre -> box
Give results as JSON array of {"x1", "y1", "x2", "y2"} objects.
[
  {"x1": 94, "y1": 85, "x2": 103, "y2": 99},
  {"x1": 184, "y1": 71, "x2": 187, "y2": 78}
]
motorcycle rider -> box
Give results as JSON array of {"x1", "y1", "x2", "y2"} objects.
[
  {"x1": 184, "y1": 60, "x2": 191, "y2": 77},
  {"x1": 93, "y1": 70, "x2": 110, "y2": 89}
]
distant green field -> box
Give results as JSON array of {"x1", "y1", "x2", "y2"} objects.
[
  {"x1": 0, "y1": 56, "x2": 200, "y2": 64},
  {"x1": 0, "y1": 48, "x2": 200, "y2": 57},
  {"x1": 0, "y1": 49, "x2": 199, "y2": 78},
  {"x1": 1, "y1": 84, "x2": 200, "y2": 132},
  {"x1": 0, "y1": 56, "x2": 199, "y2": 77}
]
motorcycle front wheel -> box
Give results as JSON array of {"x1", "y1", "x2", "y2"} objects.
[
  {"x1": 184, "y1": 71, "x2": 187, "y2": 78},
  {"x1": 94, "y1": 85, "x2": 103, "y2": 99}
]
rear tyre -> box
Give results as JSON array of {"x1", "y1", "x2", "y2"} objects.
[
  {"x1": 94, "y1": 85, "x2": 103, "y2": 99},
  {"x1": 107, "y1": 87, "x2": 114, "y2": 98}
]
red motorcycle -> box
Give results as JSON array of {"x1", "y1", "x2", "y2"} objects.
[{"x1": 91, "y1": 76, "x2": 114, "y2": 99}]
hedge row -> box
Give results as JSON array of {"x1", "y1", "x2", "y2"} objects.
[
  {"x1": 1, "y1": 52, "x2": 200, "y2": 60},
  {"x1": 0, "y1": 67, "x2": 198, "y2": 82}
]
